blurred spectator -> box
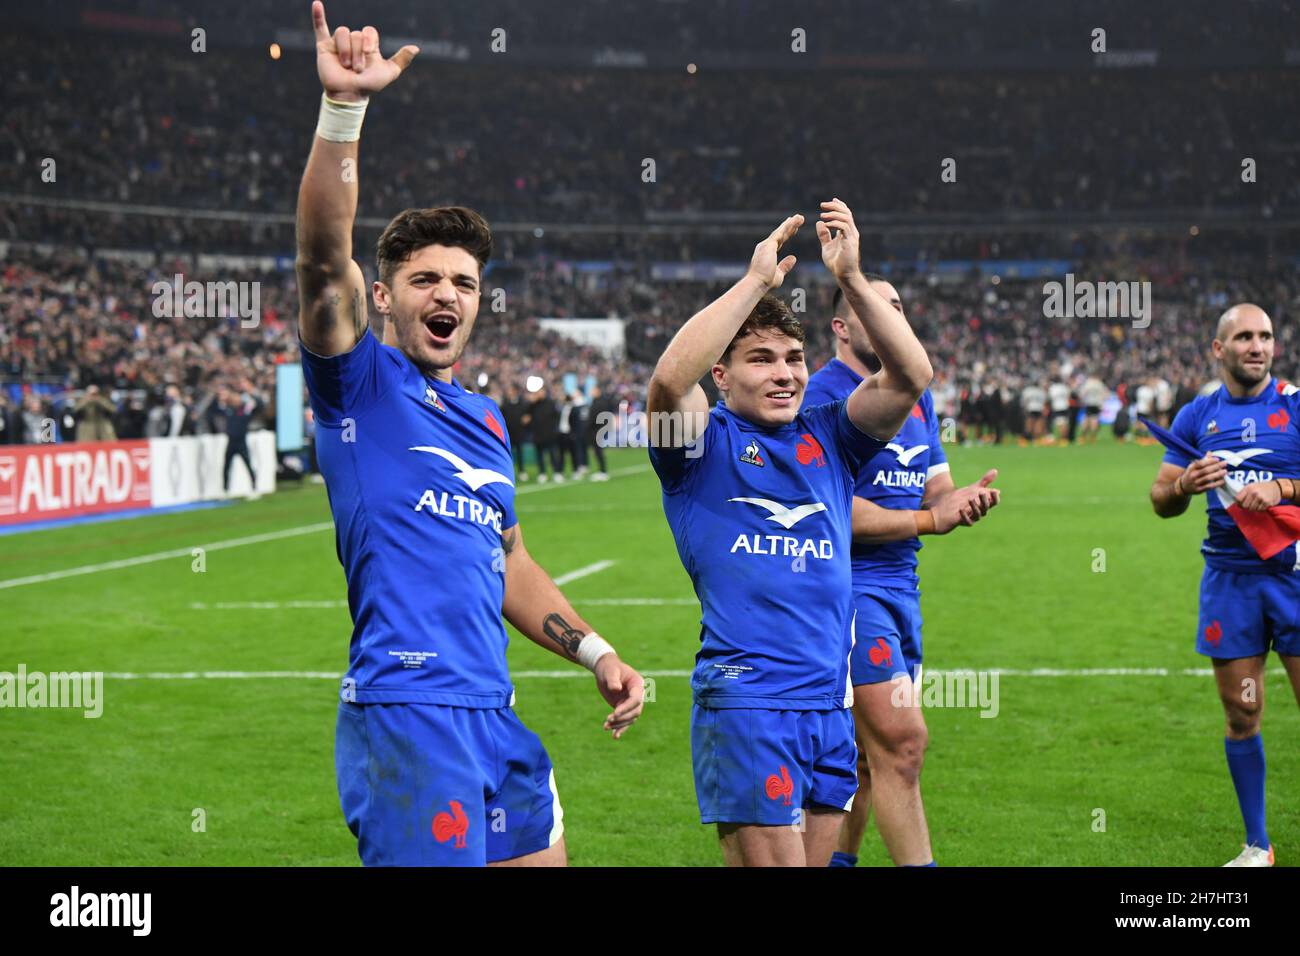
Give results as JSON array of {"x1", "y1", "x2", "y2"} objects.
[
  {"x1": 209, "y1": 381, "x2": 265, "y2": 494},
  {"x1": 529, "y1": 386, "x2": 560, "y2": 483},
  {"x1": 21, "y1": 394, "x2": 48, "y2": 443},
  {"x1": 0, "y1": 394, "x2": 18, "y2": 444},
  {"x1": 586, "y1": 384, "x2": 616, "y2": 480},
  {"x1": 501, "y1": 384, "x2": 530, "y2": 479}
]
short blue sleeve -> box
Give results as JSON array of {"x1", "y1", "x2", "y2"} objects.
[
  {"x1": 649, "y1": 418, "x2": 716, "y2": 495},
  {"x1": 300, "y1": 329, "x2": 405, "y2": 426}
]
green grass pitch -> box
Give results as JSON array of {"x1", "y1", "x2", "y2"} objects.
[{"x1": 1, "y1": 442, "x2": 1296, "y2": 866}]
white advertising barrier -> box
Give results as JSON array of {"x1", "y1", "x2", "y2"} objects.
[
  {"x1": 0, "y1": 431, "x2": 277, "y2": 527},
  {"x1": 149, "y1": 432, "x2": 277, "y2": 507},
  {"x1": 536, "y1": 317, "x2": 626, "y2": 358}
]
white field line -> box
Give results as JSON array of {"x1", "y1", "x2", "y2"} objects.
[
  {"x1": 551, "y1": 560, "x2": 616, "y2": 586},
  {"x1": 191, "y1": 600, "x2": 348, "y2": 609},
  {"x1": 93, "y1": 667, "x2": 1290, "y2": 681},
  {"x1": 0, "y1": 464, "x2": 651, "y2": 592},
  {"x1": 514, "y1": 464, "x2": 649, "y2": 496},
  {"x1": 0, "y1": 522, "x2": 336, "y2": 591}
]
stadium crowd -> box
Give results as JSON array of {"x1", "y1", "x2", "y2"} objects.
[
  {"x1": 3, "y1": 242, "x2": 1296, "y2": 468},
  {"x1": 3, "y1": 3, "x2": 1297, "y2": 470},
  {"x1": 4, "y1": 34, "x2": 1297, "y2": 230}
]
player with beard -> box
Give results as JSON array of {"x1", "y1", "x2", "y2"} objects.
[
  {"x1": 295, "y1": 2, "x2": 644, "y2": 866},
  {"x1": 804, "y1": 276, "x2": 1000, "y2": 867},
  {"x1": 648, "y1": 201, "x2": 933, "y2": 866},
  {"x1": 1150, "y1": 303, "x2": 1300, "y2": 867}
]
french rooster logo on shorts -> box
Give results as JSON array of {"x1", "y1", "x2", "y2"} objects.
[
  {"x1": 1204, "y1": 620, "x2": 1223, "y2": 647},
  {"x1": 765, "y1": 765, "x2": 794, "y2": 805},
  {"x1": 432, "y1": 800, "x2": 469, "y2": 848}
]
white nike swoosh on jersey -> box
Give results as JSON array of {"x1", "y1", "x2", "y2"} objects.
[
  {"x1": 409, "y1": 446, "x2": 514, "y2": 491},
  {"x1": 885, "y1": 442, "x2": 930, "y2": 466},
  {"x1": 728, "y1": 497, "x2": 828, "y2": 529},
  {"x1": 1210, "y1": 447, "x2": 1273, "y2": 468}
]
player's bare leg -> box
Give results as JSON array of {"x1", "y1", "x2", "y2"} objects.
[
  {"x1": 1280, "y1": 654, "x2": 1300, "y2": 707},
  {"x1": 835, "y1": 725, "x2": 873, "y2": 859},
  {"x1": 488, "y1": 836, "x2": 567, "y2": 867},
  {"x1": 801, "y1": 807, "x2": 849, "y2": 867},
  {"x1": 855, "y1": 678, "x2": 933, "y2": 865},
  {"x1": 1213, "y1": 654, "x2": 1266, "y2": 739},
  {"x1": 717, "y1": 823, "x2": 806, "y2": 867}
]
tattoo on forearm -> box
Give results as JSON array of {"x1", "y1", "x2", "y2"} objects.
[
  {"x1": 500, "y1": 527, "x2": 518, "y2": 555},
  {"x1": 542, "y1": 613, "x2": 585, "y2": 656}
]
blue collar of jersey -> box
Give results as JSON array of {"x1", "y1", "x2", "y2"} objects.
[
  {"x1": 825, "y1": 357, "x2": 864, "y2": 387},
  {"x1": 1220, "y1": 376, "x2": 1275, "y2": 405},
  {"x1": 422, "y1": 372, "x2": 466, "y2": 396},
  {"x1": 715, "y1": 399, "x2": 804, "y2": 435},
  {"x1": 374, "y1": 330, "x2": 467, "y2": 395}
]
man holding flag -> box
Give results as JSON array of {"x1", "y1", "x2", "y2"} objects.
[{"x1": 1148, "y1": 303, "x2": 1300, "y2": 867}]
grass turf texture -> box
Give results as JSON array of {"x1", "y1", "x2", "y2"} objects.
[{"x1": 1, "y1": 443, "x2": 1297, "y2": 866}]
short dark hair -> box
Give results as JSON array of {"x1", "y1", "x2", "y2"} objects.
[
  {"x1": 376, "y1": 206, "x2": 493, "y2": 284},
  {"x1": 721, "y1": 292, "x2": 805, "y2": 362},
  {"x1": 832, "y1": 272, "x2": 889, "y2": 316}
]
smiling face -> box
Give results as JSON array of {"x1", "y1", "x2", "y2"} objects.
[
  {"x1": 713, "y1": 328, "x2": 808, "y2": 427},
  {"x1": 1212, "y1": 303, "x2": 1274, "y2": 394},
  {"x1": 374, "y1": 244, "x2": 482, "y2": 380}
]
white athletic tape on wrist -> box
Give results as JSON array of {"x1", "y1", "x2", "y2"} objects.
[
  {"x1": 316, "y1": 94, "x2": 369, "y2": 142},
  {"x1": 576, "y1": 633, "x2": 616, "y2": 671}
]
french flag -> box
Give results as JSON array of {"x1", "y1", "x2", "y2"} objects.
[{"x1": 1141, "y1": 416, "x2": 1300, "y2": 560}]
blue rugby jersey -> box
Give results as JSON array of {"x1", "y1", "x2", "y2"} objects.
[
  {"x1": 805, "y1": 359, "x2": 948, "y2": 589},
  {"x1": 1164, "y1": 377, "x2": 1300, "y2": 574},
  {"x1": 302, "y1": 329, "x2": 518, "y2": 706},
  {"x1": 649, "y1": 399, "x2": 886, "y2": 709}
]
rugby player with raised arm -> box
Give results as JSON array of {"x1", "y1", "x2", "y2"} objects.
[
  {"x1": 295, "y1": 2, "x2": 643, "y2": 867},
  {"x1": 805, "y1": 275, "x2": 1001, "y2": 867},
  {"x1": 647, "y1": 201, "x2": 932, "y2": 866}
]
